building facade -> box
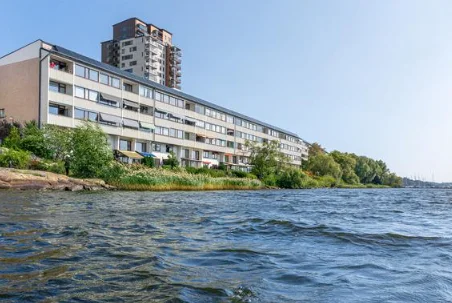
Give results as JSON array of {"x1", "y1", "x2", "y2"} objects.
[
  {"x1": 101, "y1": 18, "x2": 182, "y2": 90},
  {"x1": 0, "y1": 40, "x2": 308, "y2": 170}
]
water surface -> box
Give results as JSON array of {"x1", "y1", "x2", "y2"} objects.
[{"x1": 1, "y1": 189, "x2": 452, "y2": 302}]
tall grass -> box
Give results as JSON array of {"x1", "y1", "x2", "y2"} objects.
[{"x1": 110, "y1": 167, "x2": 263, "y2": 191}]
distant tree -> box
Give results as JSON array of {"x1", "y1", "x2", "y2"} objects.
[
  {"x1": 330, "y1": 151, "x2": 360, "y2": 184},
  {"x1": 306, "y1": 153, "x2": 342, "y2": 179},
  {"x1": 246, "y1": 140, "x2": 289, "y2": 180},
  {"x1": 70, "y1": 122, "x2": 112, "y2": 178},
  {"x1": 308, "y1": 142, "x2": 326, "y2": 157}
]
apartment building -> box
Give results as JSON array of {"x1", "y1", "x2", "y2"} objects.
[
  {"x1": 101, "y1": 18, "x2": 182, "y2": 89},
  {"x1": 0, "y1": 40, "x2": 309, "y2": 170}
]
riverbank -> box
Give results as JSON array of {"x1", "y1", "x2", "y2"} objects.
[{"x1": 0, "y1": 168, "x2": 113, "y2": 191}]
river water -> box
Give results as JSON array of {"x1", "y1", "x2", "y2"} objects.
[{"x1": 1, "y1": 189, "x2": 452, "y2": 302}]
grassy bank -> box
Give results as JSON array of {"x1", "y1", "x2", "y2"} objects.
[{"x1": 103, "y1": 165, "x2": 263, "y2": 191}]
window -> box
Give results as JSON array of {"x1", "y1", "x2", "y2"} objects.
[
  {"x1": 130, "y1": 46, "x2": 137, "y2": 52},
  {"x1": 169, "y1": 128, "x2": 176, "y2": 137},
  {"x1": 123, "y1": 83, "x2": 133, "y2": 92},
  {"x1": 140, "y1": 105, "x2": 152, "y2": 115},
  {"x1": 136, "y1": 142, "x2": 147, "y2": 153},
  {"x1": 163, "y1": 94, "x2": 169, "y2": 103},
  {"x1": 110, "y1": 77, "x2": 120, "y2": 88},
  {"x1": 87, "y1": 112, "x2": 97, "y2": 122},
  {"x1": 203, "y1": 151, "x2": 209, "y2": 158},
  {"x1": 163, "y1": 128, "x2": 169, "y2": 136},
  {"x1": 122, "y1": 40, "x2": 133, "y2": 47},
  {"x1": 100, "y1": 73, "x2": 109, "y2": 85},
  {"x1": 89, "y1": 69, "x2": 99, "y2": 81},
  {"x1": 74, "y1": 108, "x2": 85, "y2": 119},
  {"x1": 194, "y1": 104, "x2": 204, "y2": 114},
  {"x1": 75, "y1": 64, "x2": 86, "y2": 77},
  {"x1": 169, "y1": 97, "x2": 176, "y2": 106},
  {"x1": 120, "y1": 140, "x2": 132, "y2": 151},
  {"x1": 227, "y1": 115, "x2": 234, "y2": 124},
  {"x1": 140, "y1": 86, "x2": 152, "y2": 98},
  {"x1": 0, "y1": 109, "x2": 4, "y2": 118},
  {"x1": 177, "y1": 99, "x2": 184, "y2": 108},
  {"x1": 49, "y1": 81, "x2": 66, "y2": 94},
  {"x1": 122, "y1": 55, "x2": 133, "y2": 60},
  {"x1": 88, "y1": 90, "x2": 99, "y2": 101},
  {"x1": 48, "y1": 103, "x2": 68, "y2": 116},
  {"x1": 74, "y1": 108, "x2": 98, "y2": 122},
  {"x1": 152, "y1": 143, "x2": 161, "y2": 152},
  {"x1": 75, "y1": 86, "x2": 85, "y2": 98},
  {"x1": 177, "y1": 130, "x2": 183, "y2": 139},
  {"x1": 129, "y1": 61, "x2": 137, "y2": 66}
]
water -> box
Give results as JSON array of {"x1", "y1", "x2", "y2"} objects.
[{"x1": 1, "y1": 189, "x2": 452, "y2": 302}]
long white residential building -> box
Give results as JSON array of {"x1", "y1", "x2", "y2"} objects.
[{"x1": 0, "y1": 40, "x2": 309, "y2": 170}]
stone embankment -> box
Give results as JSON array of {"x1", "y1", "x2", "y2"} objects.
[{"x1": 0, "y1": 168, "x2": 113, "y2": 191}]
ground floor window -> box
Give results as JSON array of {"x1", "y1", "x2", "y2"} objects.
[
  {"x1": 135, "y1": 142, "x2": 147, "y2": 153},
  {"x1": 119, "y1": 139, "x2": 132, "y2": 151}
]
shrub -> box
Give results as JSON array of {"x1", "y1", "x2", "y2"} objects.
[
  {"x1": 262, "y1": 174, "x2": 278, "y2": 187},
  {"x1": 142, "y1": 156, "x2": 155, "y2": 168},
  {"x1": 0, "y1": 149, "x2": 31, "y2": 169},
  {"x1": 28, "y1": 159, "x2": 65, "y2": 174},
  {"x1": 277, "y1": 168, "x2": 307, "y2": 189},
  {"x1": 231, "y1": 170, "x2": 248, "y2": 178},
  {"x1": 71, "y1": 122, "x2": 113, "y2": 178},
  {"x1": 163, "y1": 151, "x2": 179, "y2": 169},
  {"x1": 316, "y1": 175, "x2": 338, "y2": 188},
  {"x1": 98, "y1": 161, "x2": 127, "y2": 182},
  {"x1": 2, "y1": 126, "x2": 21, "y2": 150}
]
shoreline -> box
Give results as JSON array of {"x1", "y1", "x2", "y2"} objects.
[{"x1": 0, "y1": 168, "x2": 394, "y2": 192}]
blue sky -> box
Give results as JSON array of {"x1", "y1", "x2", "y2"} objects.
[{"x1": 1, "y1": 0, "x2": 452, "y2": 181}]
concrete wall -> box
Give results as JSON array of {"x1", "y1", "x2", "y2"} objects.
[{"x1": 0, "y1": 58, "x2": 40, "y2": 122}]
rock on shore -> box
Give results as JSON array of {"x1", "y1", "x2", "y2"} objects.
[{"x1": 0, "y1": 168, "x2": 114, "y2": 191}]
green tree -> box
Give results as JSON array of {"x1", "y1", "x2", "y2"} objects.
[
  {"x1": 277, "y1": 168, "x2": 307, "y2": 189},
  {"x1": 70, "y1": 122, "x2": 113, "y2": 178},
  {"x1": 308, "y1": 142, "x2": 325, "y2": 157},
  {"x1": 330, "y1": 151, "x2": 360, "y2": 184},
  {"x1": 43, "y1": 124, "x2": 73, "y2": 161},
  {"x1": 163, "y1": 151, "x2": 179, "y2": 169},
  {"x1": 246, "y1": 140, "x2": 289, "y2": 180},
  {"x1": 306, "y1": 153, "x2": 342, "y2": 179},
  {"x1": 20, "y1": 121, "x2": 51, "y2": 158},
  {"x1": 2, "y1": 126, "x2": 21, "y2": 150}
]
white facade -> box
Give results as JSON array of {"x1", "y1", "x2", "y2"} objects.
[
  {"x1": 1, "y1": 41, "x2": 309, "y2": 170},
  {"x1": 118, "y1": 36, "x2": 167, "y2": 85}
]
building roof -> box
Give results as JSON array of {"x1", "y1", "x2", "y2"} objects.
[{"x1": 48, "y1": 42, "x2": 305, "y2": 141}]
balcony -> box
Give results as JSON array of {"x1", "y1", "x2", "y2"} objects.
[
  {"x1": 48, "y1": 112, "x2": 73, "y2": 128},
  {"x1": 49, "y1": 68, "x2": 73, "y2": 84},
  {"x1": 48, "y1": 90, "x2": 73, "y2": 106}
]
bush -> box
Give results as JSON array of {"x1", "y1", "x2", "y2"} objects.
[
  {"x1": 142, "y1": 156, "x2": 155, "y2": 168},
  {"x1": 277, "y1": 168, "x2": 307, "y2": 189},
  {"x1": 29, "y1": 159, "x2": 65, "y2": 174},
  {"x1": 231, "y1": 170, "x2": 248, "y2": 178},
  {"x1": 0, "y1": 149, "x2": 31, "y2": 169},
  {"x1": 262, "y1": 174, "x2": 278, "y2": 187},
  {"x1": 316, "y1": 175, "x2": 338, "y2": 188},
  {"x1": 98, "y1": 161, "x2": 127, "y2": 182},
  {"x1": 71, "y1": 122, "x2": 113, "y2": 178},
  {"x1": 2, "y1": 126, "x2": 21, "y2": 150}
]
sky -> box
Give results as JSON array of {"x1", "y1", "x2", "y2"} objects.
[{"x1": 1, "y1": 0, "x2": 452, "y2": 181}]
